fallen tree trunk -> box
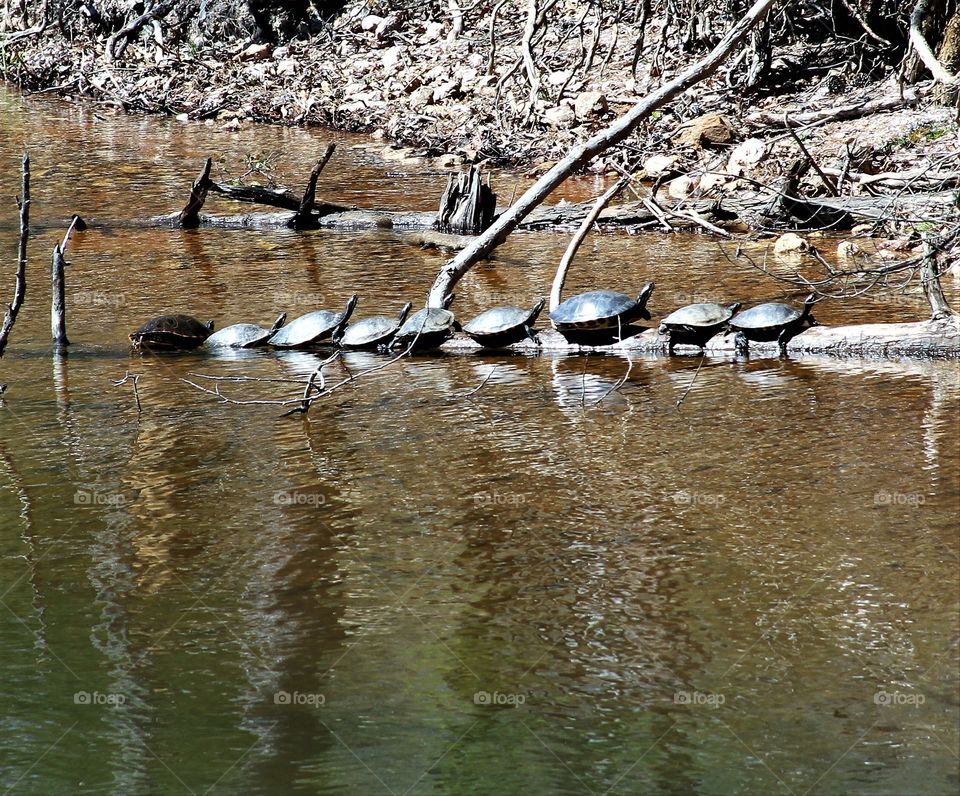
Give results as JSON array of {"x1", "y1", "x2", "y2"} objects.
[{"x1": 439, "y1": 317, "x2": 960, "y2": 357}]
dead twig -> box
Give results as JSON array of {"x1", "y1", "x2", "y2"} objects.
[
  {"x1": 675, "y1": 353, "x2": 707, "y2": 410},
  {"x1": 463, "y1": 365, "x2": 497, "y2": 397},
  {"x1": 0, "y1": 154, "x2": 30, "y2": 359},
  {"x1": 112, "y1": 372, "x2": 143, "y2": 413}
]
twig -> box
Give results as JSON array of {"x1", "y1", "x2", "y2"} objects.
[
  {"x1": 593, "y1": 356, "x2": 633, "y2": 405},
  {"x1": 112, "y1": 372, "x2": 143, "y2": 413},
  {"x1": 0, "y1": 153, "x2": 29, "y2": 359},
  {"x1": 281, "y1": 351, "x2": 340, "y2": 416},
  {"x1": 106, "y1": 0, "x2": 177, "y2": 62},
  {"x1": 463, "y1": 365, "x2": 497, "y2": 396},
  {"x1": 675, "y1": 353, "x2": 707, "y2": 410},
  {"x1": 783, "y1": 112, "x2": 838, "y2": 196}
]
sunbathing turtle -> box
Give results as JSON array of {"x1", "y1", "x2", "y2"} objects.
[
  {"x1": 549, "y1": 282, "x2": 655, "y2": 345},
  {"x1": 391, "y1": 294, "x2": 459, "y2": 352},
  {"x1": 658, "y1": 302, "x2": 741, "y2": 352},
  {"x1": 130, "y1": 314, "x2": 213, "y2": 350},
  {"x1": 339, "y1": 303, "x2": 413, "y2": 350},
  {"x1": 268, "y1": 295, "x2": 358, "y2": 349},
  {"x1": 463, "y1": 298, "x2": 545, "y2": 349},
  {"x1": 729, "y1": 294, "x2": 817, "y2": 355},
  {"x1": 205, "y1": 313, "x2": 287, "y2": 349}
]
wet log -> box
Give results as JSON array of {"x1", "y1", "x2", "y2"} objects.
[
  {"x1": 436, "y1": 166, "x2": 496, "y2": 234},
  {"x1": 439, "y1": 317, "x2": 960, "y2": 357},
  {"x1": 51, "y1": 244, "x2": 69, "y2": 348},
  {"x1": 207, "y1": 182, "x2": 353, "y2": 216}
]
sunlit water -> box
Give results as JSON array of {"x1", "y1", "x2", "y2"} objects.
[{"x1": 0, "y1": 88, "x2": 958, "y2": 795}]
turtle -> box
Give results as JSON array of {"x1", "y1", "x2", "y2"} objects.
[
  {"x1": 728, "y1": 293, "x2": 817, "y2": 355},
  {"x1": 129, "y1": 314, "x2": 214, "y2": 350},
  {"x1": 391, "y1": 294, "x2": 459, "y2": 352},
  {"x1": 549, "y1": 282, "x2": 655, "y2": 345},
  {"x1": 205, "y1": 313, "x2": 287, "y2": 349},
  {"x1": 462, "y1": 298, "x2": 546, "y2": 348},
  {"x1": 339, "y1": 303, "x2": 413, "y2": 350},
  {"x1": 268, "y1": 295, "x2": 358, "y2": 349},
  {"x1": 658, "y1": 302, "x2": 742, "y2": 353}
]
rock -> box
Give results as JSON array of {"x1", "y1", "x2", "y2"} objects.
[
  {"x1": 675, "y1": 112, "x2": 737, "y2": 148},
  {"x1": 543, "y1": 104, "x2": 576, "y2": 128},
  {"x1": 275, "y1": 59, "x2": 298, "y2": 77},
  {"x1": 698, "y1": 171, "x2": 730, "y2": 192},
  {"x1": 727, "y1": 137, "x2": 766, "y2": 175},
  {"x1": 574, "y1": 91, "x2": 607, "y2": 120},
  {"x1": 381, "y1": 46, "x2": 403, "y2": 74},
  {"x1": 422, "y1": 21, "x2": 444, "y2": 42},
  {"x1": 642, "y1": 154, "x2": 678, "y2": 177},
  {"x1": 837, "y1": 241, "x2": 863, "y2": 259},
  {"x1": 239, "y1": 43, "x2": 271, "y2": 62},
  {"x1": 409, "y1": 85, "x2": 435, "y2": 108},
  {"x1": 774, "y1": 232, "x2": 809, "y2": 255},
  {"x1": 360, "y1": 15, "x2": 383, "y2": 31},
  {"x1": 667, "y1": 175, "x2": 695, "y2": 199}
]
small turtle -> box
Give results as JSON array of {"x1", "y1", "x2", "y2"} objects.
[
  {"x1": 658, "y1": 302, "x2": 741, "y2": 353},
  {"x1": 205, "y1": 313, "x2": 287, "y2": 349},
  {"x1": 549, "y1": 282, "x2": 655, "y2": 345},
  {"x1": 339, "y1": 303, "x2": 413, "y2": 350},
  {"x1": 268, "y1": 295, "x2": 358, "y2": 349},
  {"x1": 729, "y1": 293, "x2": 817, "y2": 355},
  {"x1": 130, "y1": 314, "x2": 213, "y2": 351},
  {"x1": 391, "y1": 294, "x2": 459, "y2": 352},
  {"x1": 463, "y1": 298, "x2": 545, "y2": 348}
]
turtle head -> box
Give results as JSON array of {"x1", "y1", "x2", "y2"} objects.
[
  {"x1": 343, "y1": 294, "x2": 359, "y2": 321},
  {"x1": 270, "y1": 312, "x2": 287, "y2": 332},
  {"x1": 636, "y1": 282, "x2": 655, "y2": 319},
  {"x1": 204, "y1": 321, "x2": 215, "y2": 332},
  {"x1": 657, "y1": 322, "x2": 668, "y2": 336},
  {"x1": 441, "y1": 292, "x2": 456, "y2": 310},
  {"x1": 528, "y1": 297, "x2": 546, "y2": 323},
  {"x1": 727, "y1": 302, "x2": 742, "y2": 315},
  {"x1": 397, "y1": 302, "x2": 413, "y2": 325}
]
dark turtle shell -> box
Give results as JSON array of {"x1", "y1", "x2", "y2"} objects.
[
  {"x1": 730, "y1": 294, "x2": 817, "y2": 353},
  {"x1": 269, "y1": 295, "x2": 358, "y2": 349},
  {"x1": 463, "y1": 298, "x2": 545, "y2": 348},
  {"x1": 339, "y1": 303, "x2": 412, "y2": 349},
  {"x1": 550, "y1": 282, "x2": 655, "y2": 331},
  {"x1": 130, "y1": 314, "x2": 213, "y2": 350},
  {"x1": 205, "y1": 313, "x2": 286, "y2": 349},
  {"x1": 730, "y1": 294, "x2": 815, "y2": 334}
]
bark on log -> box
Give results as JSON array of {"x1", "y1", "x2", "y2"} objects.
[
  {"x1": 426, "y1": 0, "x2": 781, "y2": 308},
  {"x1": 51, "y1": 244, "x2": 69, "y2": 348},
  {"x1": 0, "y1": 153, "x2": 29, "y2": 359}
]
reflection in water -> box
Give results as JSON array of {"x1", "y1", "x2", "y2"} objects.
[{"x1": 0, "y1": 86, "x2": 957, "y2": 794}]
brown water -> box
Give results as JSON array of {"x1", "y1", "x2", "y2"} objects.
[{"x1": 1, "y1": 87, "x2": 958, "y2": 795}]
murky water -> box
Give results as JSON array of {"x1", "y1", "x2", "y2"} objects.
[{"x1": 1, "y1": 88, "x2": 958, "y2": 795}]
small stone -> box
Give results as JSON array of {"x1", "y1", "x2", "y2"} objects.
[
  {"x1": 543, "y1": 104, "x2": 576, "y2": 128},
  {"x1": 642, "y1": 154, "x2": 678, "y2": 177},
  {"x1": 360, "y1": 15, "x2": 383, "y2": 31},
  {"x1": 239, "y1": 43, "x2": 271, "y2": 62},
  {"x1": 676, "y1": 112, "x2": 737, "y2": 148},
  {"x1": 574, "y1": 91, "x2": 607, "y2": 120},
  {"x1": 774, "y1": 232, "x2": 809, "y2": 255},
  {"x1": 837, "y1": 241, "x2": 862, "y2": 259}
]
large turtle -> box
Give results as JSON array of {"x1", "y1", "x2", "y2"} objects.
[
  {"x1": 391, "y1": 294, "x2": 459, "y2": 352},
  {"x1": 339, "y1": 303, "x2": 413, "y2": 350},
  {"x1": 549, "y1": 282, "x2": 655, "y2": 345},
  {"x1": 463, "y1": 298, "x2": 545, "y2": 348},
  {"x1": 729, "y1": 293, "x2": 817, "y2": 355},
  {"x1": 268, "y1": 295, "x2": 358, "y2": 349},
  {"x1": 205, "y1": 313, "x2": 287, "y2": 349},
  {"x1": 658, "y1": 302, "x2": 741, "y2": 353},
  {"x1": 130, "y1": 314, "x2": 213, "y2": 350}
]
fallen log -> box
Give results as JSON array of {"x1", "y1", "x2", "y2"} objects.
[
  {"x1": 745, "y1": 84, "x2": 928, "y2": 129},
  {"x1": 439, "y1": 316, "x2": 960, "y2": 357}
]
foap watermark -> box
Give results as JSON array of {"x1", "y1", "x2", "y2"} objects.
[
  {"x1": 272, "y1": 290, "x2": 323, "y2": 309},
  {"x1": 74, "y1": 488, "x2": 125, "y2": 507},
  {"x1": 74, "y1": 290, "x2": 125, "y2": 308},
  {"x1": 473, "y1": 690, "x2": 526, "y2": 707},
  {"x1": 74, "y1": 690, "x2": 126, "y2": 707},
  {"x1": 874, "y1": 490, "x2": 925, "y2": 508},
  {"x1": 874, "y1": 690, "x2": 925, "y2": 707},
  {"x1": 273, "y1": 490, "x2": 326, "y2": 507},
  {"x1": 672, "y1": 490, "x2": 725, "y2": 507},
  {"x1": 674, "y1": 690, "x2": 725, "y2": 708},
  {"x1": 274, "y1": 690, "x2": 325, "y2": 707},
  {"x1": 472, "y1": 491, "x2": 526, "y2": 508}
]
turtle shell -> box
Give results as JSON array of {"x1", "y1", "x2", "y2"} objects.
[
  {"x1": 130, "y1": 314, "x2": 213, "y2": 350},
  {"x1": 550, "y1": 283, "x2": 654, "y2": 331},
  {"x1": 463, "y1": 298, "x2": 545, "y2": 348},
  {"x1": 730, "y1": 302, "x2": 803, "y2": 332},
  {"x1": 205, "y1": 313, "x2": 286, "y2": 349},
  {"x1": 339, "y1": 303, "x2": 412, "y2": 349},
  {"x1": 269, "y1": 295, "x2": 358, "y2": 349},
  {"x1": 392, "y1": 307, "x2": 457, "y2": 350},
  {"x1": 660, "y1": 302, "x2": 738, "y2": 329}
]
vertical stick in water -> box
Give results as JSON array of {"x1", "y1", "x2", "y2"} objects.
[{"x1": 51, "y1": 244, "x2": 70, "y2": 348}]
